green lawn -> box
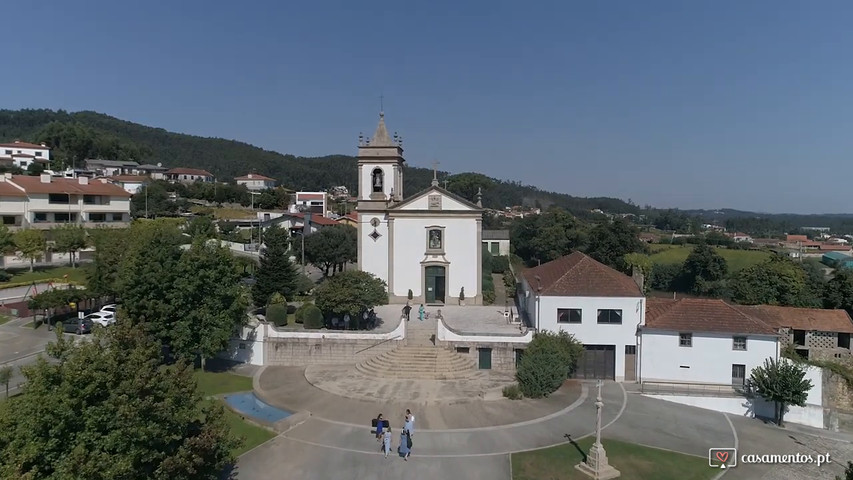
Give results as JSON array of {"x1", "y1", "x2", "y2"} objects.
[
  {"x1": 512, "y1": 437, "x2": 714, "y2": 480},
  {"x1": 648, "y1": 245, "x2": 770, "y2": 272},
  {"x1": 0, "y1": 314, "x2": 10, "y2": 325},
  {"x1": 194, "y1": 370, "x2": 254, "y2": 396},
  {"x1": 195, "y1": 371, "x2": 276, "y2": 456},
  {"x1": 6, "y1": 266, "x2": 90, "y2": 285}
]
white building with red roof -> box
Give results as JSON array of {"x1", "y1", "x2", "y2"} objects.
[
  {"x1": 0, "y1": 140, "x2": 51, "y2": 169},
  {"x1": 236, "y1": 173, "x2": 276, "y2": 191},
  {"x1": 165, "y1": 167, "x2": 214, "y2": 184}
]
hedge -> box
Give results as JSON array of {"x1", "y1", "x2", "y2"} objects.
[
  {"x1": 491, "y1": 255, "x2": 510, "y2": 274},
  {"x1": 266, "y1": 303, "x2": 288, "y2": 327},
  {"x1": 302, "y1": 305, "x2": 324, "y2": 329}
]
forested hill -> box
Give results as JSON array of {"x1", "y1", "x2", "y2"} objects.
[{"x1": 0, "y1": 109, "x2": 637, "y2": 215}]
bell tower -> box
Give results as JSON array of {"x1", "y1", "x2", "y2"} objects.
[{"x1": 356, "y1": 111, "x2": 404, "y2": 208}]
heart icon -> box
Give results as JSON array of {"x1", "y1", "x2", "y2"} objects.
[{"x1": 715, "y1": 451, "x2": 729, "y2": 463}]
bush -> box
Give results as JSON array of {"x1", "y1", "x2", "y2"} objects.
[
  {"x1": 407, "y1": 289, "x2": 413, "y2": 301},
  {"x1": 295, "y1": 273, "x2": 315, "y2": 295},
  {"x1": 0, "y1": 270, "x2": 10, "y2": 283},
  {"x1": 502, "y1": 270, "x2": 515, "y2": 290},
  {"x1": 294, "y1": 302, "x2": 313, "y2": 324},
  {"x1": 266, "y1": 303, "x2": 289, "y2": 327},
  {"x1": 302, "y1": 305, "x2": 324, "y2": 329},
  {"x1": 502, "y1": 384, "x2": 523, "y2": 400},
  {"x1": 516, "y1": 331, "x2": 584, "y2": 398},
  {"x1": 648, "y1": 263, "x2": 683, "y2": 292},
  {"x1": 482, "y1": 273, "x2": 495, "y2": 305},
  {"x1": 491, "y1": 255, "x2": 510, "y2": 274}
]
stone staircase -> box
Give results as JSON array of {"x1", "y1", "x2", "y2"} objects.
[{"x1": 356, "y1": 315, "x2": 478, "y2": 380}]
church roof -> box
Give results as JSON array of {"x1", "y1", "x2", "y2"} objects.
[
  {"x1": 390, "y1": 184, "x2": 483, "y2": 212},
  {"x1": 370, "y1": 112, "x2": 394, "y2": 147}
]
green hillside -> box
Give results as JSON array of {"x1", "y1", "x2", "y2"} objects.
[{"x1": 0, "y1": 109, "x2": 637, "y2": 215}]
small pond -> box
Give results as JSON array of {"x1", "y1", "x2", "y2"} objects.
[{"x1": 224, "y1": 392, "x2": 293, "y2": 423}]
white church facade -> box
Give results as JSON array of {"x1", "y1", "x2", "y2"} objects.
[{"x1": 355, "y1": 112, "x2": 484, "y2": 305}]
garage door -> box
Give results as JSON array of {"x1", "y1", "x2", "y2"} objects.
[{"x1": 572, "y1": 345, "x2": 615, "y2": 380}]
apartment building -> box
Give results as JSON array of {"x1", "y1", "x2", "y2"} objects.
[{"x1": 0, "y1": 174, "x2": 131, "y2": 229}]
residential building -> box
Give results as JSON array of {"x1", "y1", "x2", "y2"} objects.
[
  {"x1": 235, "y1": 173, "x2": 277, "y2": 191},
  {"x1": 293, "y1": 192, "x2": 327, "y2": 216},
  {"x1": 135, "y1": 163, "x2": 168, "y2": 179},
  {"x1": 107, "y1": 175, "x2": 149, "y2": 194},
  {"x1": 519, "y1": 252, "x2": 645, "y2": 381},
  {"x1": 337, "y1": 211, "x2": 358, "y2": 227},
  {"x1": 729, "y1": 232, "x2": 753, "y2": 243},
  {"x1": 736, "y1": 305, "x2": 853, "y2": 360},
  {"x1": 0, "y1": 174, "x2": 131, "y2": 229},
  {"x1": 84, "y1": 159, "x2": 140, "y2": 176},
  {"x1": 0, "y1": 141, "x2": 51, "y2": 169},
  {"x1": 640, "y1": 298, "x2": 779, "y2": 385},
  {"x1": 482, "y1": 229, "x2": 510, "y2": 256},
  {"x1": 165, "y1": 168, "x2": 214, "y2": 184},
  {"x1": 257, "y1": 211, "x2": 339, "y2": 235}
]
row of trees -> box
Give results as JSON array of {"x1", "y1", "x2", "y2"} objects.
[
  {"x1": 0, "y1": 224, "x2": 89, "y2": 272},
  {"x1": 511, "y1": 208, "x2": 647, "y2": 274}
]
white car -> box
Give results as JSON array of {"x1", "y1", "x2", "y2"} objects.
[
  {"x1": 85, "y1": 312, "x2": 116, "y2": 327},
  {"x1": 100, "y1": 304, "x2": 118, "y2": 314}
]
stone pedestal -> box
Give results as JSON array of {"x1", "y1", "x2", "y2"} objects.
[{"x1": 575, "y1": 442, "x2": 621, "y2": 479}]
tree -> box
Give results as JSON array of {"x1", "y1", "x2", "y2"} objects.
[
  {"x1": 511, "y1": 208, "x2": 586, "y2": 266},
  {"x1": 297, "y1": 225, "x2": 357, "y2": 277},
  {"x1": 52, "y1": 224, "x2": 87, "y2": 267},
  {"x1": 0, "y1": 325, "x2": 239, "y2": 479},
  {"x1": 730, "y1": 256, "x2": 820, "y2": 307},
  {"x1": 171, "y1": 242, "x2": 247, "y2": 370},
  {"x1": 824, "y1": 268, "x2": 853, "y2": 313},
  {"x1": 252, "y1": 226, "x2": 298, "y2": 307},
  {"x1": 13, "y1": 229, "x2": 46, "y2": 272},
  {"x1": 0, "y1": 224, "x2": 15, "y2": 254},
  {"x1": 515, "y1": 331, "x2": 584, "y2": 398},
  {"x1": 0, "y1": 365, "x2": 12, "y2": 398},
  {"x1": 837, "y1": 461, "x2": 853, "y2": 480},
  {"x1": 314, "y1": 270, "x2": 387, "y2": 317},
  {"x1": 749, "y1": 357, "x2": 813, "y2": 427},
  {"x1": 186, "y1": 215, "x2": 217, "y2": 241},
  {"x1": 26, "y1": 162, "x2": 45, "y2": 175},
  {"x1": 86, "y1": 228, "x2": 129, "y2": 298},
  {"x1": 585, "y1": 219, "x2": 646, "y2": 272},
  {"x1": 681, "y1": 244, "x2": 727, "y2": 294},
  {"x1": 648, "y1": 263, "x2": 683, "y2": 292}
]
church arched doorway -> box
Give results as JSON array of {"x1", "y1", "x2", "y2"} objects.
[{"x1": 424, "y1": 266, "x2": 446, "y2": 304}]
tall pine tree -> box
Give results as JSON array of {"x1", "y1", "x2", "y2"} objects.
[{"x1": 252, "y1": 226, "x2": 298, "y2": 306}]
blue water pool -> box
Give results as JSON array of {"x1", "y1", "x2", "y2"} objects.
[{"x1": 224, "y1": 392, "x2": 293, "y2": 423}]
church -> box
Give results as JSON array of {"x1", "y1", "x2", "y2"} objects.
[{"x1": 355, "y1": 112, "x2": 484, "y2": 305}]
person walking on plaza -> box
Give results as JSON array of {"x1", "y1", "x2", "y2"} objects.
[
  {"x1": 402, "y1": 303, "x2": 411, "y2": 321},
  {"x1": 405, "y1": 409, "x2": 415, "y2": 437},
  {"x1": 399, "y1": 428, "x2": 411, "y2": 460},
  {"x1": 418, "y1": 304, "x2": 425, "y2": 322},
  {"x1": 383, "y1": 428, "x2": 392, "y2": 458}
]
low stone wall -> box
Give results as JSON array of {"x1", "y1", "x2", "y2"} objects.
[{"x1": 265, "y1": 337, "x2": 403, "y2": 366}]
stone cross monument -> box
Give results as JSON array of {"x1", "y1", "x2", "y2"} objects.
[{"x1": 575, "y1": 380, "x2": 621, "y2": 479}]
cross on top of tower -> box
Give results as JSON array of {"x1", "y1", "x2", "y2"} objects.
[{"x1": 431, "y1": 160, "x2": 440, "y2": 186}]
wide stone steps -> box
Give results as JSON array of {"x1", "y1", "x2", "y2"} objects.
[{"x1": 356, "y1": 345, "x2": 477, "y2": 380}]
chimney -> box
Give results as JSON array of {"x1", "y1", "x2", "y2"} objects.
[
  {"x1": 632, "y1": 267, "x2": 645, "y2": 293},
  {"x1": 248, "y1": 174, "x2": 254, "y2": 179},
  {"x1": 78, "y1": 176, "x2": 89, "y2": 185},
  {"x1": 40, "y1": 173, "x2": 51, "y2": 183},
  {"x1": 40, "y1": 142, "x2": 46, "y2": 147}
]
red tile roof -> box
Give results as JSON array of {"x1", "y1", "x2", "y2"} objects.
[
  {"x1": 734, "y1": 305, "x2": 853, "y2": 334},
  {"x1": 235, "y1": 173, "x2": 275, "y2": 181},
  {"x1": 296, "y1": 193, "x2": 325, "y2": 200},
  {"x1": 645, "y1": 298, "x2": 778, "y2": 335},
  {"x1": 290, "y1": 212, "x2": 339, "y2": 226},
  {"x1": 0, "y1": 181, "x2": 26, "y2": 197},
  {"x1": 165, "y1": 168, "x2": 213, "y2": 177},
  {"x1": 521, "y1": 252, "x2": 643, "y2": 297},
  {"x1": 819, "y1": 244, "x2": 851, "y2": 251},
  {"x1": 108, "y1": 175, "x2": 149, "y2": 182},
  {"x1": 0, "y1": 141, "x2": 49, "y2": 149},
  {"x1": 9, "y1": 175, "x2": 132, "y2": 197}
]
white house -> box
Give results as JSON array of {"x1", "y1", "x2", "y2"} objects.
[
  {"x1": 0, "y1": 173, "x2": 131, "y2": 229},
  {"x1": 85, "y1": 159, "x2": 140, "y2": 177},
  {"x1": 640, "y1": 298, "x2": 780, "y2": 385},
  {"x1": 293, "y1": 192, "x2": 327, "y2": 216},
  {"x1": 483, "y1": 229, "x2": 510, "y2": 256},
  {"x1": 519, "y1": 252, "x2": 645, "y2": 381},
  {"x1": 107, "y1": 175, "x2": 149, "y2": 194},
  {"x1": 236, "y1": 173, "x2": 277, "y2": 191},
  {"x1": 0, "y1": 141, "x2": 51, "y2": 169},
  {"x1": 164, "y1": 168, "x2": 214, "y2": 184},
  {"x1": 355, "y1": 112, "x2": 483, "y2": 305}
]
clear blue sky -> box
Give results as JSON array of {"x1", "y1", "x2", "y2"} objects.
[{"x1": 5, "y1": 0, "x2": 853, "y2": 214}]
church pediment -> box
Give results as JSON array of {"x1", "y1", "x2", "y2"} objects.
[{"x1": 390, "y1": 186, "x2": 482, "y2": 212}]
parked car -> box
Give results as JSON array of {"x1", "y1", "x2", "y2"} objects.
[
  {"x1": 60, "y1": 317, "x2": 93, "y2": 335},
  {"x1": 100, "y1": 304, "x2": 118, "y2": 314},
  {"x1": 85, "y1": 312, "x2": 115, "y2": 327}
]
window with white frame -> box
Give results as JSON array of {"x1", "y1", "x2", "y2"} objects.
[
  {"x1": 679, "y1": 333, "x2": 692, "y2": 347},
  {"x1": 732, "y1": 336, "x2": 747, "y2": 351}
]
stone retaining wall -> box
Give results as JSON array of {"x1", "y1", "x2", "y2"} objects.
[
  {"x1": 438, "y1": 341, "x2": 520, "y2": 373},
  {"x1": 265, "y1": 337, "x2": 404, "y2": 366}
]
